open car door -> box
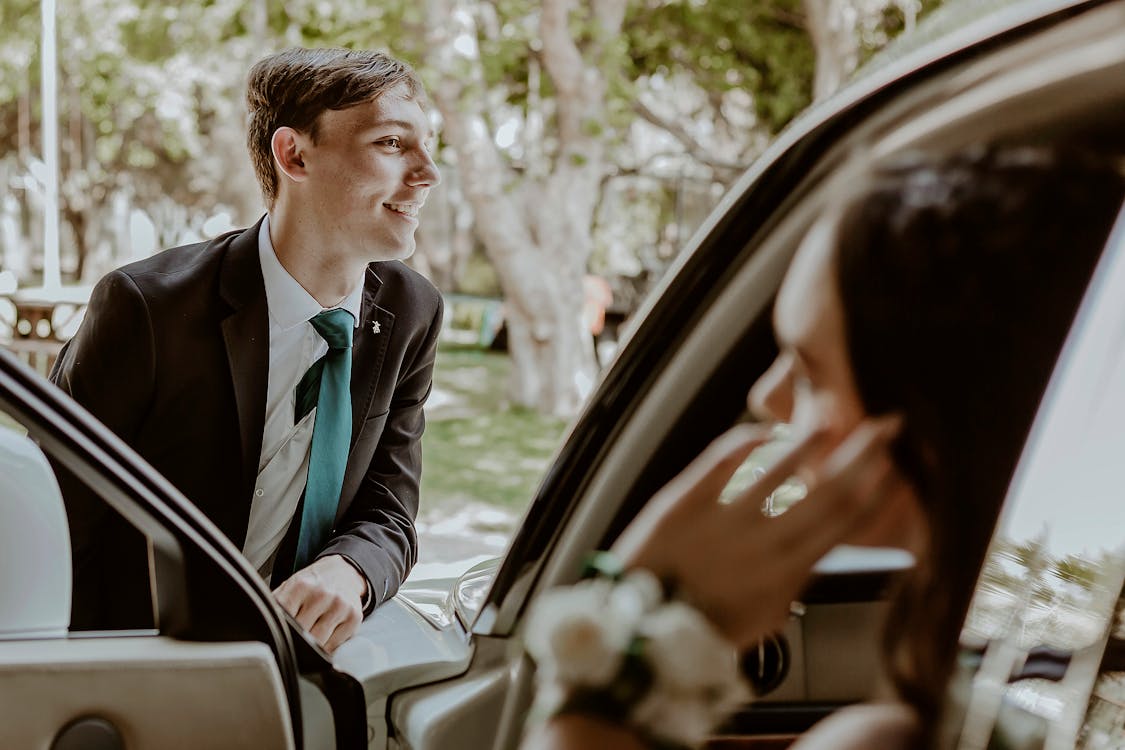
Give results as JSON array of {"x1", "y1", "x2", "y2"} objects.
[{"x1": 0, "y1": 351, "x2": 366, "y2": 749}]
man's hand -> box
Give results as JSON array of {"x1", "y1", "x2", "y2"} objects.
[{"x1": 274, "y1": 554, "x2": 368, "y2": 653}]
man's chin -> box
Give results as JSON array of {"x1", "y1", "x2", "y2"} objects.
[{"x1": 366, "y1": 241, "x2": 416, "y2": 263}]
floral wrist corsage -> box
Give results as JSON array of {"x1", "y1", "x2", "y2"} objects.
[{"x1": 523, "y1": 553, "x2": 751, "y2": 749}]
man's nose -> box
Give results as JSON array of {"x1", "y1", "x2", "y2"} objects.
[{"x1": 407, "y1": 151, "x2": 441, "y2": 187}]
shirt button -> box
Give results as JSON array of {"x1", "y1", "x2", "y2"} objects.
[{"x1": 255, "y1": 488, "x2": 265, "y2": 497}]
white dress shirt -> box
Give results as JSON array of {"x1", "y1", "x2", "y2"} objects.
[{"x1": 241, "y1": 216, "x2": 363, "y2": 580}]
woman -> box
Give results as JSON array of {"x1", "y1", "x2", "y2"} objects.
[{"x1": 523, "y1": 146, "x2": 1125, "y2": 749}]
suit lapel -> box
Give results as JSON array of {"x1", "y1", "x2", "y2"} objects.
[
  {"x1": 219, "y1": 218, "x2": 270, "y2": 505},
  {"x1": 350, "y1": 264, "x2": 395, "y2": 447}
]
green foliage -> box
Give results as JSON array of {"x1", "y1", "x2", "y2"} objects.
[
  {"x1": 0, "y1": 0, "x2": 942, "y2": 289},
  {"x1": 625, "y1": 0, "x2": 814, "y2": 133}
]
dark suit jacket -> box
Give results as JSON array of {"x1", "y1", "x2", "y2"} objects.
[{"x1": 50, "y1": 219, "x2": 443, "y2": 630}]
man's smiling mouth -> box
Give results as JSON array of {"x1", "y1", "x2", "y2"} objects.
[{"x1": 385, "y1": 203, "x2": 421, "y2": 217}]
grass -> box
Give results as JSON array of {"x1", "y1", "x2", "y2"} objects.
[
  {"x1": 419, "y1": 346, "x2": 803, "y2": 519},
  {"x1": 420, "y1": 345, "x2": 568, "y2": 513}
]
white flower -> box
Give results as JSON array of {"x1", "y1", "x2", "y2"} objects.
[
  {"x1": 641, "y1": 601, "x2": 748, "y2": 697},
  {"x1": 629, "y1": 602, "x2": 751, "y2": 747},
  {"x1": 524, "y1": 580, "x2": 634, "y2": 687},
  {"x1": 610, "y1": 568, "x2": 664, "y2": 620},
  {"x1": 522, "y1": 574, "x2": 752, "y2": 748}
]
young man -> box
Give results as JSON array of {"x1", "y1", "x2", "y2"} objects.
[{"x1": 51, "y1": 48, "x2": 443, "y2": 652}]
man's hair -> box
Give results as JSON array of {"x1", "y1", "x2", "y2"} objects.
[{"x1": 245, "y1": 47, "x2": 424, "y2": 207}]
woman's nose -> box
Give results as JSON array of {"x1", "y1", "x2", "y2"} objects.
[{"x1": 748, "y1": 359, "x2": 793, "y2": 423}]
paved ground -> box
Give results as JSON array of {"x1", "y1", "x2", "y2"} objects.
[{"x1": 409, "y1": 501, "x2": 519, "y2": 582}]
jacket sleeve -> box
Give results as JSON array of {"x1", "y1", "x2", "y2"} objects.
[
  {"x1": 49, "y1": 270, "x2": 156, "y2": 626},
  {"x1": 318, "y1": 294, "x2": 443, "y2": 612}
]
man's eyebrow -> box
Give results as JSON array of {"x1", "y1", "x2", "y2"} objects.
[{"x1": 366, "y1": 120, "x2": 435, "y2": 139}]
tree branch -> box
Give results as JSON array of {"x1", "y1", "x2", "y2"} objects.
[
  {"x1": 632, "y1": 98, "x2": 746, "y2": 175},
  {"x1": 539, "y1": 0, "x2": 585, "y2": 99}
]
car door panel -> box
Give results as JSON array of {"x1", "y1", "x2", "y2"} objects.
[
  {"x1": 0, "y1": 357, "x2": 329, "y2": 746},
  {"x1": 0, "y1": 637, "x2": 292, "y2": 749}
]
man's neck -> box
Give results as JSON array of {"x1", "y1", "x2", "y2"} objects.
[{"x1": 267, "y1": 204, "x2": 367, "y2": 308}]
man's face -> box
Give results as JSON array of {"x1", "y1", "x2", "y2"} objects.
[{"x1": 298, "y1": 83, "x2": 440, "y2": 263}]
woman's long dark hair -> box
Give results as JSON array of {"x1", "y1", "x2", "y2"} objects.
[{"x1": 831, "y1": 146, "x2": 1125, "y2": 741}]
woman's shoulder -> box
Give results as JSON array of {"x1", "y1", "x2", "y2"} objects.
[{"x1": 790, "y1": 702, "x2": 921, "y2": 750}]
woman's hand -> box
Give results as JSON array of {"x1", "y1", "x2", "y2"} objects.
[{"x1": 611, "y1": 417, "x2": 902, "y2": 650}]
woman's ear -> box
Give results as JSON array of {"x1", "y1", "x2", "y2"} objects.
[{"x1": 271, "y1": 127, "x2": 309, "y2": 184}]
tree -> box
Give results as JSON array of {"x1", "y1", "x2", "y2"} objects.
[
  {"x1": 0, "y1": 0, "x2": 265, "y2": 281},
  {"x1": 804, "y1": 0, "x2": 939, "y2": 100},
  {"x1": 0, "y1": 0, "x2": 943, "y2": 414},
  {"x1": 413, "y1": 0, "x2": 625, "y2": 415},
  {"x1": 405, "y1": 0, "x2": 942, "y2": 414}
]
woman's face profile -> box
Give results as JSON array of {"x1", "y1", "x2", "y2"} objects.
[
  {"x1": 748, "y1": 215, "x2": 927, "y2": 552},
  {"x1": 749, "y1": 216, "x2": 863, "y2": 444}
]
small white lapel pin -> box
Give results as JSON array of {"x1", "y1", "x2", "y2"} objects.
[{"x1": 371, "y1": 320, "x2": 381, "y2": 335}]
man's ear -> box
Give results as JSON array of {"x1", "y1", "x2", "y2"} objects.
[{"x1": 271, "y1": 127, "x2": 309, "y2": 184}]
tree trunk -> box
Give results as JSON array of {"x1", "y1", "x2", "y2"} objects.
[
  {"x1": 804, "y1": 0, "x2": 860, "y2": 100},
  {"x1": 422, "y1": 0, "x2": 623, "y2": 415},
  {"x1": 432, "y1": 77, "x2": 593, "y2": 414}
]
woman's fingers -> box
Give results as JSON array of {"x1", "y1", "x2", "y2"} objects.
[
  {"x1": 652, "y1": 423, "x2": 774, "y2": 511},
  {"x1": 722, "y1": 427, "x2": 829, "y2": 513},
  {"x1": 612, "y1": 423, "x2": 771, "y2": 570},
  {"x1": 770, "y1": 416, "x2": 902, "y2": 560}
]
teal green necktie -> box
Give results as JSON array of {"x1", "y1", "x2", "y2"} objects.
[{"x1": 292, "y1": 308, "x2": 354, "y2": 572}]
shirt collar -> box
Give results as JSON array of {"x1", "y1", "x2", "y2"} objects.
[{"x1": 258, "y1": 215, "x2": 363, "y2": 331}]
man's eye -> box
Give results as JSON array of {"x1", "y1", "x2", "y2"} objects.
[{"x1": 378, "y1": 138, "x2": 401, "y2": 149}]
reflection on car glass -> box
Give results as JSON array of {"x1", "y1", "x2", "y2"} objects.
[
  {"x1": 964, "y1": 536, "x2": 1124, "y2": 651},
  {"x1": 1078, "y1": 593, "x2": 1125, "y2": 749}
]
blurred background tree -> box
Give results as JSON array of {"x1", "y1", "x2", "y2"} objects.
[{"x1": 0, "y1": 0, "x2": 942, "y2": 414}]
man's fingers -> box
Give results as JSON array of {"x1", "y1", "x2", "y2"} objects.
[
  {"x1": 273, "y1": 578, "x2": 301, "y2": 616},
  {"x1": 652, "y1": 423, "x2": 773, "y2": 510},
  {"x1": 308, "y1": 594, "x2": 350, "y2": 645},
  {"x1": 322, "y1": 608, "x2": 362, "y2": 653},
  {"x1": 274, "y1": 573, "x2": 332, "y2": 631},
  {"x1": 274, "y1": 565, "x2": 364, "y2": 652},
  {"x1": 296, "y1": 587, "x2": 333, "y2": 631}
]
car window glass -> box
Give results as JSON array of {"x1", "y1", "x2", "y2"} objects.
[
  {"x1": 952, "y1": 216, "x2": 1125, "y2": 750},
  {"x1": 1076, "y1": 592, "x2": 1125, "y2": 749}
]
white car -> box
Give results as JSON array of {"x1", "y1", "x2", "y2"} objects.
[{"x1": 3, "y1": 1, "x2": 1125, "y2": 748}]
